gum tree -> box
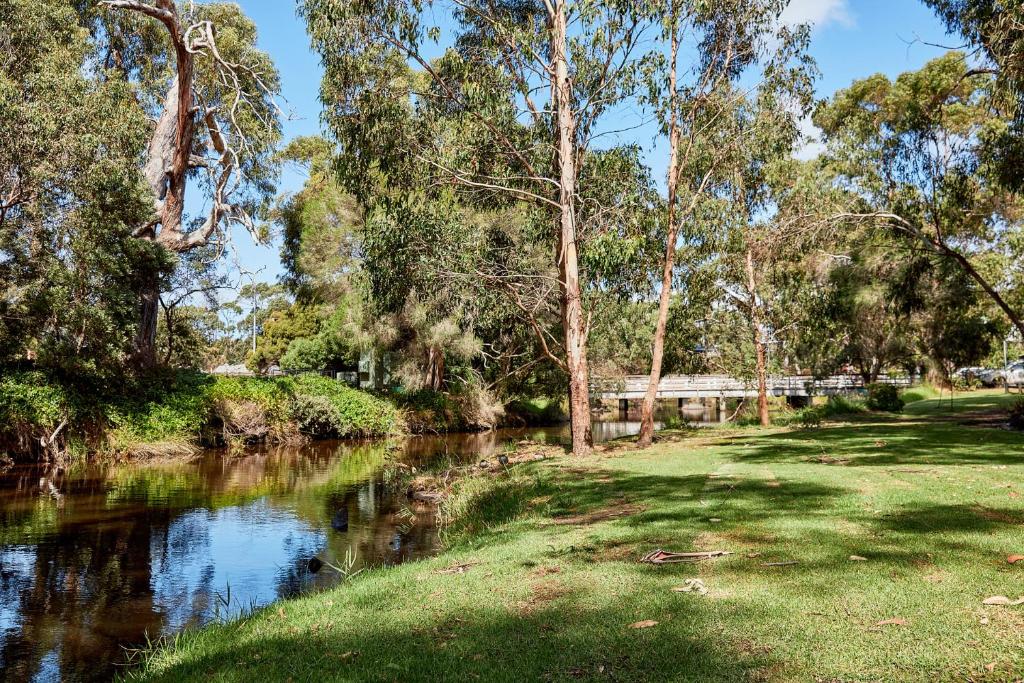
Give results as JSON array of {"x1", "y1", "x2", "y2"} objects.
[
  {"x1": 815, "y1": 52, "x2": 1024, "y2": 340},
  {"x1": 98, "y1": 0, "x2": 282, "y2": 367},
  {"x1": 636, "y1": 0, "x2": 814, "y2": 445},
  {"x1": 301, "y1": 0, "x2": 656, "y2": 453}
]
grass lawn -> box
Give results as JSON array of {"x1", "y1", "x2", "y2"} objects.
[{"x1": 129, "y1": 391, "x2": 1024, "y2": 682}]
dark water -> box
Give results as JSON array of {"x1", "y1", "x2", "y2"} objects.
[{"x1": 0, "y1": 418, "x2": 670, "y2": 683}]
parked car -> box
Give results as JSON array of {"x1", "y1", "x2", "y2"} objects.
[
  {"x1": 1006, "y1": 361, "x2": 1024, "y2": 386},
  {"x1": 980, "y1": 362, "x2": 1024, "y2": 387}
]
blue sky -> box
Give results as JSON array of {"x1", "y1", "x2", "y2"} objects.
[{"x1": 226, "y1": 0, "x2": 956, "y2": 287}]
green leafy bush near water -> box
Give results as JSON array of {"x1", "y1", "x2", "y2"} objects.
[{"x1": 0, "y1": 370, "x2": 402, "y2": 460}]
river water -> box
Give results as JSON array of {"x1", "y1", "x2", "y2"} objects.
[{"x1": 0, "y1": 418, "x2": 664, "y2": 682}]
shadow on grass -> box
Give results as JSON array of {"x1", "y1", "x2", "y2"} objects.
[
  {"x1": 444, "y1": 463, "x2": 849, "y2": 551},
  {"x1": 134, "y1": 591, "x2": 774, "y2": 683},
  {"x1": 729, "y1": 420, "x2": 1024, "y2": 467}
]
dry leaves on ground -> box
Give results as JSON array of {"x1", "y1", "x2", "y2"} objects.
[
  {"x1": 1007, "y1": 554, "x2": 1024, "y2": 564},
  {"x1": 629, "y1": 620, "x2": 658, "y2": 629},
  {"x1": 671, "y1": 578, "x2": 707, "y2": 594},
  {"x1": 875, "y1": 618, "x2": 908, "y2": 627},
  {"x1": 982, "y1": 595, "x2": 1024, "y2": 606}
]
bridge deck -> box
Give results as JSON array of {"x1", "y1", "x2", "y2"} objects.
[{"x1": 591, "y1": 374, "x2": 911, "y2": 400}]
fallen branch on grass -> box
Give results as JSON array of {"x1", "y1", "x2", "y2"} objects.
[{"x1": 640, "y1": 549, "x2": 732, "y2": 564}]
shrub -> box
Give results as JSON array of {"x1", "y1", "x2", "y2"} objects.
[
  {"x1": 503, "y1": 397, "x2": 566, "y2": 427},
  {"x1": 0, "y1": 371, "x2": 81, "y2": 456},
  {"x1": 821, "y1": 395, "x2": 868, "y2": 417},
  {"x1": 865, "y1": 383, "x2": 905, "y2": 413},
  {"x1": 393, "y1": 386, "x2": 502, "y2": 433},
  {"x1": 798, "y1": 407, "x2": 823, "y2": 429},
  {"x1": 290, "y1": 375, "x2": 400, "y2": 438},
  {"x1": 1010, "y1": 398, "x2": 1024, "y2": 431}
]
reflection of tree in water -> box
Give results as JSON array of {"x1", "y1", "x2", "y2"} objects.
[
  {"x1": 0, "y1": 483, "x2": 169, "y2": 683},
  {"x1": 1, "y1": 428, "x2": 578, "y2": 682}
]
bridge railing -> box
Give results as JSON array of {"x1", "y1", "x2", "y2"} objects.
[{"x1": 590, "y1": 374, "x2": 912, "y2": 399}]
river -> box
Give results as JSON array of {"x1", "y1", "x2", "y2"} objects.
[{"x1": 0, "y1": 417, "x2": 674, "y2": 682}]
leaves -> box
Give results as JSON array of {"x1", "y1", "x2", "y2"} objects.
[
  {"x1": 628, "y1": 620, "x2": 658, "y2": 629},
  {"x1": 982, "y1": 596, "x2": 1024, "y2": 606}
]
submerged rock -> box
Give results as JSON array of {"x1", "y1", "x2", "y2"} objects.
[{"x1": 331, "y1": 509, "x2": 349, "y2": 532}]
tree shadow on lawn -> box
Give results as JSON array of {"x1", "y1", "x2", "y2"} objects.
[
  {"x1": 729, "y1": 420, "x2": 1024, "y2": 467},
  {"x1": 446, "y1": 464, "x2": 849, "y2": 553},
  {"x1": 138, "y1": 592, "x2": 776, "y2": 683}
]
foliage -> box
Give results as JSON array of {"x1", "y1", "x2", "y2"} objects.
[
  {"x1": 1010, "y1": 396, "x2": 1024, "y2": 430},
  {"x1": 901, "y1": 384, "x2": 941, "y2": 404},
  {"x1": 865, "y1": 383, "x2": 905, "y2": 413},
  {"x1": 0, "y1": 0, "x2": 165, "y2": 379},
  {"x1": 289, "y1": 374, "x2": 400, "y2": 438}
]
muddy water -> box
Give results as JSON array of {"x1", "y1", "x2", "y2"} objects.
[{"x1": 0, "y1": 419, "x2": 665, "y2": 682}]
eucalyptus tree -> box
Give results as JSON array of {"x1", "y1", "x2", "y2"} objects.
[
  {"x1": 925, "y1": 1, "x2": 1024, "y2": 190},
  {"x1": 1, "y1": 0, "x2": 158, "y2": 378},
  {"x1": 814, "y1": 52, "x2": 1024, "y2": 340},
  {"x1": 97, "y1": 0, "x2": 283, "y2": 367},
  {"x1": 636, "y1": 0, "x2": 815, "y2": 445},
  {"x1": 302, "y1": 0, "x2": 657, "y2": 453}
]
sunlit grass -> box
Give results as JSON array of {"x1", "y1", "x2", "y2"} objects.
[{"x1": 126, "y1": 394, "x2": 1024, "y2": 683}]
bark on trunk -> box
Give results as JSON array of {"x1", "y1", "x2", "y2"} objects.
[
  {"x1": 120, "y1": 2, "x2": 198, "y2": 369},
  {"x1": 425, "y1": 346, "x2": 445, "y2": 391},
  {"x1": 136, "y1": 270, "x2": 160, "y2": 370},
  {"x1": 745, "y1": 247, "x2": 770, "y2": 427},
  {"x1": 637, "y1": 13, "x2": 681, "y2": 449},
  {"x1": 551, "y1": 1, "x2": 592, "y2": 455}
]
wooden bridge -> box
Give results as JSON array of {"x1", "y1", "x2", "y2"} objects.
[{"x1": 591, "y1": 374, "x2": 912, "y2": 401}]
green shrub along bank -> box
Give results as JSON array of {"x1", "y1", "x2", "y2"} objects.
[{"x1": 0, "y1": 370, "x2": 402, "y2": 461}]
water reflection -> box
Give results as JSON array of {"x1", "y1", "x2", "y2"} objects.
[{"x1": 0, "y1": 419, "x2": 659, "y2": 682}]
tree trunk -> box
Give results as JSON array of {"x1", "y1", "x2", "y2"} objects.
[
  {"x1": 425, "y1": 346, "x2": 445, "y2": 391},
  {"x1": 551, "y1": 1, "x2": 592, "y2": 455},
  {"x1": 637, "y1": 11, "x2": 681, "y2": 449},
  {"x1": 745, "y1": 247, "x2": 770, "y2": 427},
  {"x1": 136, "y1": 270, "x2": 160, "y2": 370},
  {"x1": 946, "y1": 248, "x2": 1024, "y2": 340},
  {"x1": 119, "y1": 3, "x2": 198, "y2": 369}
]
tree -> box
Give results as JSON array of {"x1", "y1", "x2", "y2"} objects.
[
  {"x1": 637, "y1": 0, "x2": 814, "y2": 445},
  {"x1": 99, "y1": 0, "x2": 282, "y2": 367},
  {"x1": 0, "y1": 0, "x2": 163, "y2": 380},
  {"x1": 815, "y1": 52, "x2": 1024, "y2": 340},
  {"x1": 302, "y1": 0, "x2": 656, "y2": 454},
  {"x1": 924, "y1": 0, "x2": 1024, "y2": 190}
]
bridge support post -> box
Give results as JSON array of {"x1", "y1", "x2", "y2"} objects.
[
  {"x1": 618, "y1": 399, "x2": 628, "y2": 415},
  {"x1": 678, "y1": 398, "x2": 684, "y2": 409},
  {"x1": 719, "y1": 396, "x2": 728, "y2": 423}
]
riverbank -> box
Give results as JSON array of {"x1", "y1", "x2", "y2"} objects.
[
  {"x1": 126, "y1": 391, "x2": 1024, "y2": 682},
  {"x1": 0, "y1": 369, "x2": 566, "y2": 462}
]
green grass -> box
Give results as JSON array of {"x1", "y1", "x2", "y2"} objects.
[{"x1": 127, "y1": 392, "x2": 1024, "y2": 682}]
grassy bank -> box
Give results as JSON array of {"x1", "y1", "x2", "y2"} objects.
[
  {"x1": 0, "y1": 370, "x2": 402, "y2": 460},
  {"x1": 127, "y1": 390, "x2": 1024, "y2": 682}
]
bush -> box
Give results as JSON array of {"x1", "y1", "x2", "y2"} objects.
[
  {"x1": 0, "y1": 371, "x2": 81, "y2": 456},
  {"x1": 821, "y1": 395, "x2": 868, "y2": 417},
  {"x1": 503, "y1": 398, "x2": 566, "y2": 427},
  {"x1": 393, "y1": 387, "x2": 503, "y2": 433},
  {"x1": 290, "y1": 375, "x2": 400, "y2": 438},
  {"x1": 866, "y1": 383, "x2": 905, "y2": 413},
  {"x1": 798, "y1": 407, "x2": 823, "y2": 429},
  {"x1": 1010, "y1": 398, "x2": 1024, "y2": 431}
]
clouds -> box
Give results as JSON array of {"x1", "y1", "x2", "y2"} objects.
[
  {"x1": 794, "y1": 115, "x2": 826, "y2": 161},
  {"x1": 779, "y1": 0, "x2": 854, "y2": 30}
]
